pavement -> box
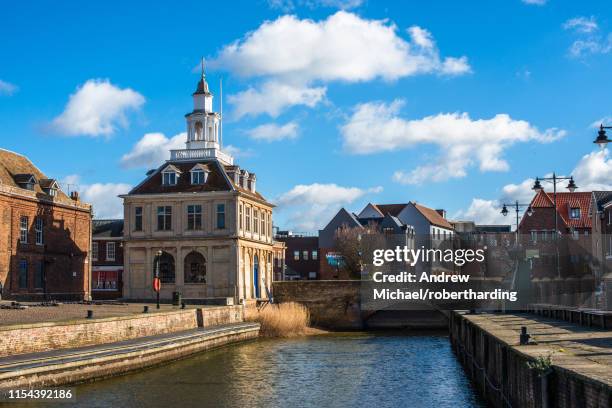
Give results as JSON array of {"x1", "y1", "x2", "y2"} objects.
[
  {"x1": 0, "y1": 301, "x2": 203, "y2": 327},
  {"x1": 0, "y1": 322, "x2": 259, "y2": 375},
  {"x1": 464, "y1": 312, "x2": 612, "y2": 386}
]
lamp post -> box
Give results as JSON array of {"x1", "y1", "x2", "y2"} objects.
[
  {"x1": 532, "y1": 174, "x2": 578, "y2": 278},
  {"x1": 153, "y1": 250, "x2": 162, "y2": 309},
  {"x1": 500, "y1": 201, "x2": 534, "y2": 244},
  {"x1": 593, "y1": 124, "x2": 611, "y2": 149}
]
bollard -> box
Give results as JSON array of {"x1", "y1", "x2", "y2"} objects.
[
  {"x1": 519, "y1": 326, "x2": 530, "y2": 345},
  {"x1": 87, "y1": 310, "x2": 94, "y2": 319},
  {"x1": 181, "y1": 302, "x2": 186, "y2": 309},
  {"x1": 143, "y1": 305, "x2": 149, "y2": 313}
]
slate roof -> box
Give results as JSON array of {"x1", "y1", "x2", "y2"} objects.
[
  {"x1": 593, "y1": 191, "x2": 612, "y2": 211},
  {"x1": 530, "y1": 190, "x2": 592, "y2": 228},
  {"x1": 375, "y1": 203, "x2": 408, "y2": 217},
  {"x1": 93, "y1": 219, "x2": 124, "y2": 238},
  {"x1": 128, "y1": 159, "x2": 271, "y2": 204}
]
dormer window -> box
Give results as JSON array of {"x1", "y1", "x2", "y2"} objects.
[
  {"x1": 163, "y1": 172, "x2": 177, "y2": 185},
  {"x1": 14, "y1": 174, "x2": 37, "y2": 191},
  {"x1": 161, "y1": 165, "x2": 180, "y2": 186},
  {"x1": 570, "y1": 208, "x2": 581, "y2": 219},
  {"x1": 40, "y1": 179, "x2": 59, "y2": 197},
  {"x1": 190, "y1": 164, "x2": 210, "y2": 185}
]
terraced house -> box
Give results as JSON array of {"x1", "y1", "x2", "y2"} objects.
[
  {"x1": 0, "y1": 148, "x2": 92, "y2": 300},
  {"x1": 121, "y1": 71, "x2": 275, "y2": 303}
]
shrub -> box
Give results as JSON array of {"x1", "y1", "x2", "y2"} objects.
[{"x1": 246, "y1": 302, "x2": 310, "y2": 338}]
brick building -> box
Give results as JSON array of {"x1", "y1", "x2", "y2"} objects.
[
  {"x1": 518, "y1": 190, "x2": 595, "y2": 306},
  {"x1": 92, "y1": 219, "x2": 124, "y2": 299},
  {"x1": 0, "y1": 148, "x2": 92, "y2": 300},
  {"x1": 275, "y1": 233, "x2": 319, "y2": 280},
  {"x1": 591, "y1": 191, "x2": 612, "y2": 309}
]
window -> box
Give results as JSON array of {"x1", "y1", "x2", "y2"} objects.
[
  {"x1": 134, "y1": 207, "x2": 143, "y2": 231},
  {"x1": 162, "y1": 171, "x2": 177, "y2": 186},
  {"x1": 48, "y1": 188, "x2": 57, "y2": 197},
  {"x1": 157, "y1": 206, "x2": 172, "y2": 231},
  {"x1": 303, "y1": 251, "x2": 309, "y2": 260},
  {"x1": 570, "y1": 208, "x2": 581, "y2": 219},
  {"x1": 312, "y1": 250, "x2": 318, "y2": 261},
  {"x1": 294, "y1": 251, "x2": 299, "y2": 261},
  {"x1": 530, "y1": 231, "x2": 537, "y2": 242},
  {"x1": 19, "y1": 259, "x2": 27, "y2": 288},
  {"x1": 19, "y1": 216, "x2": 28, "y2": 243},
  {"x1": 261, "y1": 213, "x2": 266, "y2": 237},
  {"x1": 239, "y1": 204, "x2": 243, "y2": 230},
  {"x1": 254, "y1": 209, "x2": 259, "y2": 233},
  {"x1": 35, "y1": 261, "x2": 44, "y2": 289},
  {"x1": 92, "y1": 242, "x2": 98, "y2": 261},
  {"x1": 184, "y1": 251, "x2": 206, "y2": 283},
  {"x1": 191, "y1": 170, "x2": 207, "y2": 185},
  {"x1": 187, "y1": 205, "x2": 202, "y2": 230},
  {"x1": 216, "y1": 204, "x2": 225, "y2": 229},
  {"x1": 540, "y1": 231, "x2": 548, "y2": 242},
  {"x1": 156, "y1": 252, "x2": 175, "y2": 283},
  {"x1": 245, "y1": 207, "x2": 251, "y2": 232},
  {"x1": 608, "y1": 211, "x2": 611, "y2": 226},
  {"x1": 35, "y1": 217, "x2": 43, "y2": 245},
  {"x1": 584, "y1": 230, "x2": 589, "y2": 236},
  {"x1": 106, "y1": 242, "x2": 116, "y2": 261}
]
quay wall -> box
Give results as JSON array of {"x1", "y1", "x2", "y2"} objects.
[
  {"x1": 272, "y1": 281, "x2": 447, "y2": 330},
  {"x1": 450, "y1": 312, "x2": 611, "y2": 408},
  {"x1": 0, "y1": 306, "x2": 244, "y2": 357}
]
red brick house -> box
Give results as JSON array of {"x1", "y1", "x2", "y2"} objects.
[
  {"x1": 518, "y1": 190, "x2": 594, "y2": 305},
  {"x1": 0, "y1": 148, "x2": 92, "y2": 300},
  {"x1": 275, "y1": 233, "x2": 319, "y2": 280},
  {"x1": 92, "y1": 219, "x2": 123, "y2": 299}
]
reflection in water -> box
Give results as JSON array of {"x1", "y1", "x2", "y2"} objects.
[{"x1": 45, "y1": 333, "x2": 485, "y2": 408}]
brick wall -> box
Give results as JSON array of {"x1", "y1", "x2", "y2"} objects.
[
  {"x1": 0, "y1": 193, "x2": 91, "y2": 300},
  {"x1": 0, "y1": 306, "x2": 244, "y2": 357}
]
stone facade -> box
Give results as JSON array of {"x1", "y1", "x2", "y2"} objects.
[
  {"x1": 0, "y1": 149, "x2": 92, "y2": 301},
  {"x1": 121, "y1": 71, "x2": 276, "y2": 302}
]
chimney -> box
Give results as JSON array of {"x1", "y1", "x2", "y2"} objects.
[
  {"x1": 70, "y1": 191, "x2": 80, "y2": 201},
  {"x1": 248, "y1": 173, "x2": 256, "y2": 192},
  {"x1": 435, "y1": 209, "x2": 446, "y2": 219}
]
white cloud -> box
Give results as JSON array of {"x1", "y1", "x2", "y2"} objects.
[
  {"x1": 453, "y1": 199, "x2": 508, "y2": 225},
  {"x1": 275, "y1": 183, "x2": 382, "y2": 231},
  {"x1": 341, "y1": 99, "x2": 564, "y2": 184},
  {"x1": 501, "y1": 178, "x2": 537, "y2": 204},
  {"x1": 51, "y1": 79, "x2": 145, "y2": 137},
  {"x1": 120, "y1": 132, "x2": 185, "y2": 169},
  {"x1": 247, "y1": 122, "x2": 299, "y2": 141},
  {"x1": 215, "y1": 12, "x2": 470, "y2": 117},
  {"x1": 215, "y1": 12, "x2": 471, "y2": 82},
  {"x1": 521, "y1": 0, "x2": 546, "y2": 5},
  {"x1": 224, "y1": 144, "x2": 253, "y2": 158},
  {"x1": 228, "y1": 80, "x2": 325, "y2": 119},
  {"x1": 571, "y1": 149, "x2": 612, "y2": 190},
  {"x1": 0, "y1": 79, "x2": 18, "y2": 96},
  {"x1": 563, "y1": 16, "x2": 598, "y2": 33},
  {"x1": 61, "y1": 175, "x2": 131, "y2": 219},
  {"x1": 591, "y1": 117, "x2": 612, "y2": 128}
]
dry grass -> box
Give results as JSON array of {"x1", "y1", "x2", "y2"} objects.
[{"x1": 246, "y1": 302, "x2": 311, "y2": 338}]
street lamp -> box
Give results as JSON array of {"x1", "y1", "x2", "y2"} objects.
[
  {"x1": 594, "y1": 124, "x2": 611, "y2": 149},
  {"x1": 531, "y1": 173, "x2": 578, "y2": 278},
  {"x1": 501, "y1": 201, "x2": 533, "y2": 244}
]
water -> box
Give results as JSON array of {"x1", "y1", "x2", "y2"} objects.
[{"x1": 43, "y1": 333, "x2": 485, "y2": 408}]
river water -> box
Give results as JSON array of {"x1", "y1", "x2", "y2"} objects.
[{"x1": 50, "y1": 332, "x2": 485, "y2": 408}]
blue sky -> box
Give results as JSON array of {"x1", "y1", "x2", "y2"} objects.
[{"x1": 1, "y1": 0, "x2": 611, "y2": 231}]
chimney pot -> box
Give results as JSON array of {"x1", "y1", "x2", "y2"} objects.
[{"x1": 70, "y1": 191, "x2": 80, "y2": 201}]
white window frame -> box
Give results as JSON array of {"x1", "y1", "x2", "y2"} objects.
[
  {"x1": 190, "y1": 169, "x2": 208, "y2": 185},
  {"x1": 92, "y1": 242, "x2": 98, "y2": 261},
  {"x1": 19, "y1": 216, "x2": 28, "y2": 244},
  {"x1": 162, "y1": 171, "x2": 177, "y2": 186},
  {"x1": 106, "y1": 242, "x2": 116, "y2": 261},
  {"x1": 570, "y1": 208, "x2": 581, "y2": 220},
  {"x1": 35, "y1": 217, "x2": 43, "y2": 245}
]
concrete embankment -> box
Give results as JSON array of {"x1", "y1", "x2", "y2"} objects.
[
  {"x1": 0, "y1": 306, "x2": 259, "y2": 389},
  {"x1": 450, "y1": 311, "x2": 612, "y2": 408}
]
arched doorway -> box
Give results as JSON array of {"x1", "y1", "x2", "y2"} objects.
[
  {"x1": 184, "y1": 251, "x2": 206, "y2": 283},
  {"x1": 253, "y1": 255, "x2": 260, "y2": 298},
  {"x1": 156, "y1": 252, "x2": 175, "y2": 284}
]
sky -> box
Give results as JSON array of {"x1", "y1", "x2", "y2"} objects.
[{"x1": 1, "y1": 0, "x2": 611, "y2": 232}]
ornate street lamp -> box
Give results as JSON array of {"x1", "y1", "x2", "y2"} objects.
[
  {"x1": 500, "y1": 201, "x2": 533, "y2": 244},
  {"x1": 531, "y1": 172, "x2": 578, "y2": 278},
  {"x1": 594, "y1": 124, "x2": 611, "y2": 149}
]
